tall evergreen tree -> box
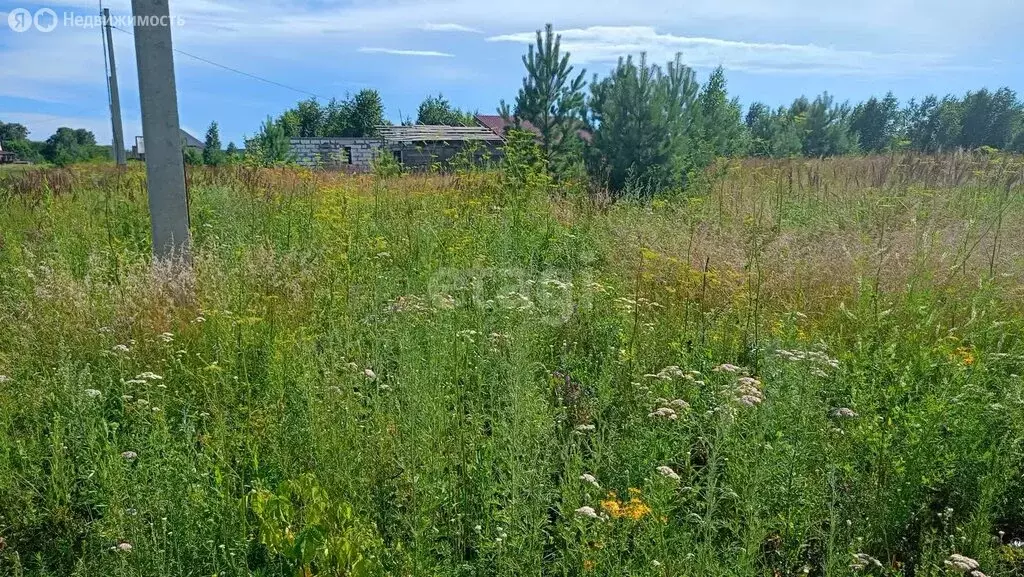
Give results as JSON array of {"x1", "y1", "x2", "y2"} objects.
[
  {"x1": 202, "y1": 121, "x2": 225, "y2": 166},
  {"x1": 246, "y1": 116, "x2": 292, "y2": 166},
  {"x1": 503, "y1": 23, "x2": 586, "y2": 177},
  {"x1": 745, "y1": 102, "x2": 773, "y2": 157},
  {"x1": 850, "y1": 92, "x2": 900, "y2": 152},
  {"x1": 692, "y1": 66, "x2": 746, "y2": 161},
  {"x1": 768, "y1": 107, "x2": 803, "y2": 158},
  {"x1": 586, "y1": 53, "x2": 699, "y2": 195},
  {"x1": 799, "y1": 93, "x2": 855, "y2": 157},
  {"x1": 225, "y1": 141, "x2": 239, "y2": 163},
  {"x1": 959, "y1": 87, "x2": 1020, "y2": 149}
]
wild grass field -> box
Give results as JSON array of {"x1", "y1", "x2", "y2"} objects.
[{"x1": 1, "y1": 154, "x2": 1024, "y2": 576}]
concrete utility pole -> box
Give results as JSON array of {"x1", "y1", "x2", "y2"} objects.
[
  {"x1": 131, "y1": 0, "x2": 191, "y2": 261},
  {"x1": 103, "y1": 8, "x2": 127, "y2": 166}
]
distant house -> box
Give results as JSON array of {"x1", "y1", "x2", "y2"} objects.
[
  {"x1": 474, "y1": 114, "x2": 542, "y2": 139},
  {"x1": 379, "y1": 125, "x2": 504, "y2": 170},
  {"x1": 0, "y1": 141, "x2": 16, "y2": 164},
  {"x1": 130, "y1": 129, "x2": 205, "y2": 160},
  {"x1": 289, "y1": 117, "x2": 599, "y2": 172},
  {"x1": 475, "y1": 114, "x2": 592, "y2": 143},
  {"x1": 289, "y1": 125, "x2": 505, "y2": 171}
]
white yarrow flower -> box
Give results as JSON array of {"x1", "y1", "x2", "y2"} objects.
[
  {"x1": 112, "y1": 344, "x2": 130, "y2": 353},
  {"x1": 575, "y1": 506, "x2": 600, "y2": 519},
  {"x1": 648, "y1": 407, "x2": 677, "y2": 419},
  {"x1": 850, "y1": 553, "x2": 882, "y2": 571},
  {"x1": 945, "y1": 554, "x2": 980, "y2": 573},
  {"x1": 363, "y1": 368, "x2": 377, "y2": 380},
  {"x1": 713, "y1": 363, "x2": 743, "y2": 373},
  {"x1": 656, "y1": 465, "x2": 681, "y2": 481},
  {"x1": 738, "y1": 395, "x2": 763, "y2": 407},
  {"x1": 84, "y1": 389, "x2": 102, "y2": 398},
  {"x1": 121, "y1": 451, "x2": 137, "y2": 461},
  {"x1": 579, "y1": 473, "x2": 600, "y2": 488}
]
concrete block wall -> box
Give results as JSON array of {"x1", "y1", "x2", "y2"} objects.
[{"x1": 289, "y1": 138, "x2": 382, "y2": 170}]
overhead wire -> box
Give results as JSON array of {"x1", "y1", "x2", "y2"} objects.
[{"x1": 109, "y1": 25, "x2": 330, "y2": 101}]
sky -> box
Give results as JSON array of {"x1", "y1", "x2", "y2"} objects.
[{"x1": 1, "y1": 0, "x2": 1022, "y2": 147}]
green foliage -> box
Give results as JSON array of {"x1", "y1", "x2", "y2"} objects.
[
  {"x1": 850, "y1": 92, "x2": 900, "y2": 152},
  {"x1": 182, "y1": 146, "x2": 203, "y2": 166},
  {"x1": 958, "y1": 87, "x2": 1020, "y2": 149},
  {"x1": 202, "y1": 121, "x2": 225, "y2": 166},
  {"x1": 586, "y1": 53, "x2": 699, "y2": 196},
  {"x1": 1, "y1": 138, "x2": 44, "y2": 163},
  {"x1": 692, "y1": 67, "x2": 747, "y2": 160},
  {"x1": 251, "y1": 475, "x2": 384, "y2": 576},
  {"x1": 902, "y1": 89, "x2": 1024, "y2": 153},
  {"x1": 416, "y1": 93, "x2": 476, "y2": 126},
  {"x1": 0, "y1": 121, "x2": 30, "y2": 143},
  {"x1": 500, "y1": 128, "x2": 551, "y2": 199},
  {"x1": 797, "y1": 92, "x2": 856, "y2": 157},
  {"x1": 42, "y1": 127, "x2": 107, "y2": 166},
  {"x1": 503, "y1": 23, "x2": 587, "y2": 179},
  {"x1": 347, "y1": 90, "x2": 386, "y2": 137},
  {"x1": 245, "y1": 115, "x2": 294, "y2": 166},
  {"x1": 371, "y1": 149, "x2": 402, "y2": 179},
  {"x1": 271, "y1": 90, "x2": 386, "y2": 140}
]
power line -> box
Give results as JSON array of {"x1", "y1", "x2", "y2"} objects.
[{"x1": 110, "y1": 25, "x2": 329, "y2": 101}]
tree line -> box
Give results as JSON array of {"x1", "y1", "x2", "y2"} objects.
[
  {"x1": 500, "y1": 24, "x2": 1024, "y2": 194},
  {"x1": 0, "y1": 122, "x2": 110, "y2": 166},
  {"x1": 5, "y1": 23, "x2": 1022, "y2": 183}
]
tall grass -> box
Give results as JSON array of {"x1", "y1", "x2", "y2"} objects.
[{"x1": 1, "y1": 155, "x2": 1023, "y2": 576}]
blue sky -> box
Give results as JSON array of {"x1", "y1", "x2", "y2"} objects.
[{"x1": 2, "y1": 0, "x2": 1022, "y2": 147}]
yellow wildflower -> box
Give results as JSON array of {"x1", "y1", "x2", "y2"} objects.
[
  {"x1": 600, "y1": 489, "x2": 651, "y2": 520},
  {"x1": 953, "y1": 346, "x2": 975, "y2": 365}
]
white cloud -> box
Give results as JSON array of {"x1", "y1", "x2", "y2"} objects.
[
  {"x1": 357, "y1": 47, "x2": 454, "y2": 58},
  {"x1": 421, "y1": 22, "x2": 482, "y2": 33},
  {"x1": 487, "y1": 26, "x2": 965, "y2": 75}
]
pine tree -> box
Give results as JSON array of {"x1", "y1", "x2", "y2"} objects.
[
  {"x1": 245, "y1": 116, "x2": 292, "y2": 166},
  {"x1": 203, "y1": 121, "x2": 224, "y2": 166},
  {"x1": 692, "y1": 66, "x2": 746, "y2": 162},
  {"x1": 586, "y1": 53, "x2": 698, "y2": 195},
  {"x1": 225, "y1": 142, "x2": 239, "y2": 164},
  {"x1": 504, "y1": 23, "x2": 586, "y2": 178},
  {"x1": 850, "y1": 92, "x2": 900, "y2": 152}
]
